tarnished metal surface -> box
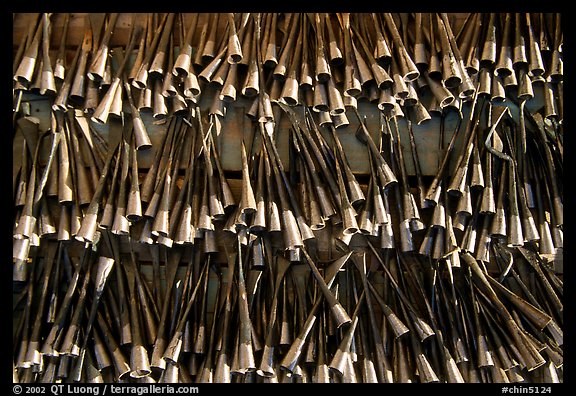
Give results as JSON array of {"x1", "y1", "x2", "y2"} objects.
[{"x1": 13, "y1": 13, "x2": 562, "y2": 384}]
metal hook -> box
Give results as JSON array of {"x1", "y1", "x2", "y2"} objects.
[{"x1": 484, "y1": 107, "x2": 512, "y2": 161}]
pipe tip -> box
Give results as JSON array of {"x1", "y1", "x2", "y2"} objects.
[{"x1": 130, "y1": 345, "x2": 152, "y2": 379}]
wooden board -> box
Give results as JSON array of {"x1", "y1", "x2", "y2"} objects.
[
  {"x1": 13, "y1": 13, "x2": 472, "y2": 51},
  {"x1": 15, "y1": 82, "x2": 544, "y2": 180}
]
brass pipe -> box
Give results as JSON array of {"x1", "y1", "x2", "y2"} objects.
[
  {"x1": 15, "y1": 251, "x2": 37, "y2": 369},
  {"x1": 387, "y1": 116, "x2": 421, "y2": 225},
  {"x1": 301, "y1": 248, "x2": 351, "y2": 328},
  {"x1": 66, "y1": 115, "x2": 93, "y2": 206},
  {"x1": 352, "y1": 107, "x2": 397, "y2": 188},
  {"x1": 197, "y1": 139, "x2": 223, "y2": 226},
  {"x1": 353, "y1": 252, "x2": 396, "y2": 382},
  {"x1": 280, "y1": 251, "x2": 352, "y2": 373},
  {"x1": 122, "y1": 82, "x2": 151, "y2": 151},
  {"x1": 24, "y1": 241, "x2": 58, "y2": 367},
  {"x1": 205, "y1": 115, "x2": 236, "y2": 210},
  {"x1": 57, "y1": 255, "x2": 93, "y2": 357},
  {"x1": 209, "y1": 252, "x2": 237, "y2": 382},
  {"x1": 257, "y1": 256, "x2": 291, "y2": 377},
  {"x1": 312, "y1": 312, "x2": 331, "y2": 382},
  {"x1": 13, "y1": 131, "x2": 42, "y2": 239},
  {"x1": 99, "y1": 141, "x2": 122, "y2": 229},
  {"x1": 173, "y1": 14, "x2": 199, "y2": 78},
  {"x1": 326, "y1": 124, "x2": 364, "y2": 206},
  {"x1": 525, "y1": 13, "x2": 545, "y2": 76},
  {"x1": 352, "y1": 22, "x2": 393, "y2": 90},
  {"x1": 462, "y1": 13, "x2": 482, "y2": 75},
  {"x1": 15, "y1": 121, "x2": 60, "y2": 241},
  {"x1": 405, "y1": 113, "x2": 428, "y2": 209},
  {"x1": 53, "y1": 44, "x2": 81, "y2": 112},
  {"x1": 549, "y1": 14, "x2": 563, "y2": 81},
  {"x1": 487, "y1": 272, "x2": 552, "y2": 331},
  {"x1": 97, "y1": 312, "x2": 130, "y2": 380},
  {"x1": 539, "y1": 13, "x2": 552, "y2": 54},
  {"x1": 263, "y1": 13, "x2": 278, "y2": 68},
  {"x1": 13, "y1": 13, "x2": 39, "y2": 76},
  {"x1": 88, "y1": 13, "x2": 119, "y2": 82},
  {"x1": 162, "y1": 121, "x2": 195, "y2": 244},
  {"x1": 291, "y1": 117, "x2": 338, "y2": 221},
  {"x1": 150, "y1": 249, "x2": 182, "y2": 369},
  {"x1": 446, "y1": 93, "x2": 483, "y2": 196},
  {"x1": 92, "y1": 26, "x2": 142, "y2": 124},
  {"x1": 413, "y1": 13, "x2": 428, "y2": 69},
  {"x1": 132, "y1": 13, "x2": 170, "y2": 89},
  {"x1": 313, "y1": 13, "x2": 331, "y2": 83},
  {"x1": 14, "y1": 18, "x2": 43, "y2": 84},
  {"x1": 293, "y1": 147, "x2": 324, "y2": 231},
  {"x1": 530, "y1": 157, "x2": 555, "y2": 255},
  {"x1": 280, "y1": 18, "x2": 303, "y2": 106},
  {"x1": 150, "y1": 150, "x2": 176, "y2": 237},
  {"x1": 350, "y1": 39, "x2": 373, "y2": 88},
  {"x1": 29, "y1": 58, "x2": 43, "y2": 94},
  {"x1": 174, "y1": 125, "x2": 199, "y2": 244},
  {"x1": 331, "y1": 137, "x2": 358, "y2": 234},
  {"x1": 234, "y1": 239, "x2": 256, "y2": 372},
  {"x1": 191, "y1": 14, "x2": 211, "y2": 67},
  {"x1": 75, "y1": 119, "x2": 122, "y2": 242},
  {"x1": 195, "y1": 264, "x2": 221, "y2": 381},
  {"x1": 324, "y1": 13, "x2": 343, "y2": 66},
  {"x1": 439, "y1": 13, "x2": 475, "y2": 97},
  {"x1": 120, "y1": 249, "x2": 151, "y2": 379},
  {"x1": 161, "y1": 35, "x2": 178, "y2": 99},
  {"x1": 301, "y1": 109, "x2": 342, "y2": 205},
  {"x1": 341, "y1": 13, "x2": 361, "y2": 97},
  {"x1": 367, "y1": 153, "x2": 388, "y2": 228},
  {"x1": 516, "y1": 246, "x2": 563, "y2": 319},
  {"x1": 424, "y1": 72, "x2": 454, "y2": 109},
  {"x1": 163, "y1": 257, "x2": 209, "y2": 364},
  {"x1": 14, "y1": 140, "x2": 29, "y2": 208},
  {"x1": 526, "y1": 113, "x2": 563, "y2": 228},
  {"x1": 513, "y1": 13, "x2": 528, "y2": 70},
  {"x1": 194, "y1": 13, "x2": 219, "y2": 66},
  {"x1": 366, "y1": 241, "x2": 436, "y2": 341},
  {"x1": 151, "y1": 78, "x2": 168, "y2": 119},
  {"x1": 425, "y1": 13, "x2": 442, "y2": 79},
  {"x1": 460, "y1": 252, "x2": 546, "y2": 371},
  {"x1": 383, "y1": 13, "x2": 419, "y2": 82},
  {"x1": 128, "y1": 14, "x2": 150, "y2": 82},
  {"x1": 39, "y1": 13, "x2": 56, "y2": 96},
  {"x1": 260, "y1": 120, "x2": 313, "y2": 244},
  {"x1": 111, "y1": 138, "x2": 131, "y2": 235},
  {"x1": 149, "y1": 13, "x2": 176, "y2": 80},
  {"x1": 250, "y1": 153, "x2": 267, "y2": 233},
  {"x1": 328, "y1": 290, "x2": 364, "y2": 378},
  {"x1": 262, "y1": 142, "x2": 282, "y2": 233},
  {"x1": 436, "y1": 13, "x2": 462, "y2": 89},
  {"x1": 70, "y1": 255, "x2": 116, "y2": 380},
  {"x1": 274, "y1": 13, "x2": 300, "y2": 80},
  {"x1": 243, "y1": 25, "x2": 261, "y2": 97},
  {"x1": 371, "y1": 13, "x2": 392, "y2": 64},
  {"x1": 480, "y1": 13, "x2": 497, "y2": 67},
  {"x1": 226, "y1": 13, "x2": 243, "y2": 64},
  {"x1": 40, "y1": 251, "x2": 89, "y2": 356},
  {"x1": 55, "y1": 117, "x2": 74, "y2": 204},
  {"x1": 139, "y1": 116, "x2": 175, "y2": 204},
  {"x1": 494, "y1": 13, "x2": 514, "y2": 78}
]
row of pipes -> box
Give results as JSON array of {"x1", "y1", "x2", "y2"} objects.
[{"x1": 12, "y1": 13, "x2": 562, "y2": 383}]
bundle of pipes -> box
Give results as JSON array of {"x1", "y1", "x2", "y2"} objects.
[
  {"x1": 13, "y1": 13, "x2": 562, "y2": 383},
  {"x1": 12, "y1": 239, "x2": 563, "y2": 383},
  {"x1": 12, "y1": 13, "x2": 564, "y2": 124}
]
